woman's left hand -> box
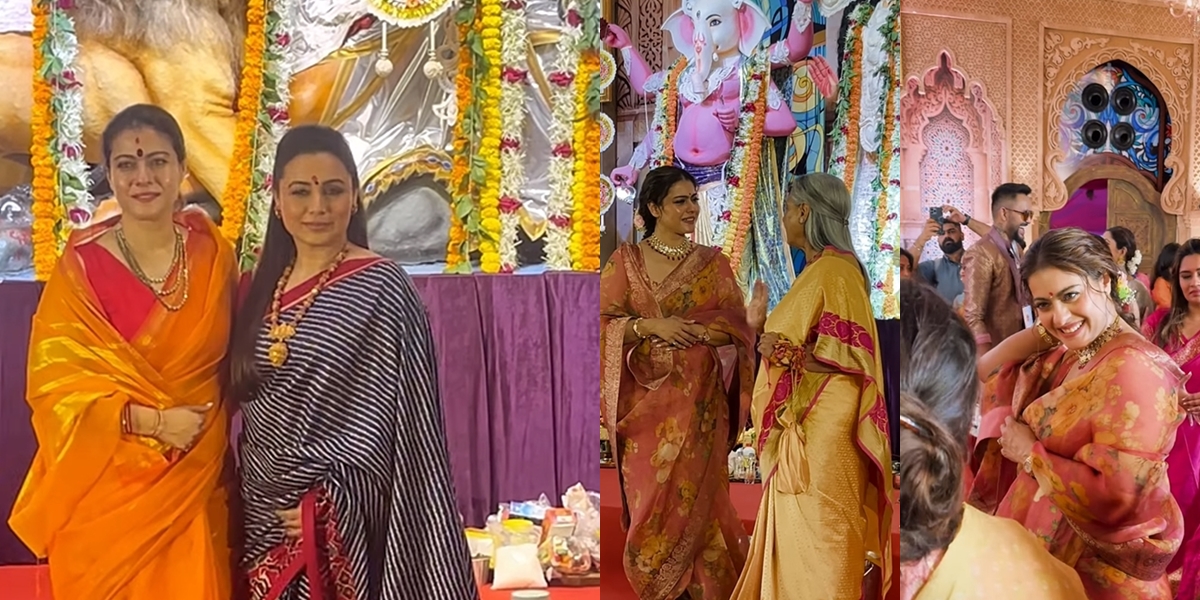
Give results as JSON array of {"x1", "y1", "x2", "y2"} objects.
[
  {"x1": 276, "y1": 506, "x2": 302, "y2": 539},
  {"x1": 747, "y1": 281, "x2": 768, "y2": 333},
  {"x1": 999, "y1": 416, "x2": 1036, "y2": 465}
]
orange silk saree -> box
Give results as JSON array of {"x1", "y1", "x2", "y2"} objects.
[{"x1": 8, "y1": 211, "x2": 237, "y2": 600}]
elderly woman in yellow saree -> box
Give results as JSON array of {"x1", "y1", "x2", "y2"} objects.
[
  {"x1": 8, "y1": 105, "x2": 235, "y2": 599},
  {"x1": 600, "y1": 166, "x2": 760, "y2": 600},
  {"x1": 970, "y1": 228, "x2": 1184, "y2": 599},
  {"x1": 732, "y1": 173, "x2": 894, "y2": 600}
]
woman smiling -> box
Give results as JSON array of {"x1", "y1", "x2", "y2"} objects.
[{"x1": 972, "y1": 227, "x2": 1184, "y2": 599}]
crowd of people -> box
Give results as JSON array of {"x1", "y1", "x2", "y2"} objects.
[
  {"x1": 9, "y1": 104, "x2": 477, "y2": 599},
  {"x1": 901, "y1": 182, "x2": 1200, "y2": 599},
  {"x1": 600, "y1": 165, "x2": 895, "y2": 599}
]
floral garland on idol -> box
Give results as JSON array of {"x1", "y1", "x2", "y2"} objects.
[
  {"x1": 477, "y1": 0, "x2": 504, "y2": 273},
  {"x1": 571, "y1": 0, "x2": 601, "y2": 271},
  {"x1": 30, "y1": 0, "x2": 92, "y2": 280},
  {"x1": 237, "y1": 0, "x2": 294, "y2": 269},
  {"x1": 543, "y1": 1, "x2": 584, "y2": 270},
  {"x1": 875, "y1": 0, "x2": 900, "y2": 319},
  {"x1": 497, "y1": 0, "x2": 530, "y2": 272},
  {"x1": 828, "y1": 2, "x2": 868, "y2": 202},
  {"x1": 446, "y1": 4, "x2": 479, "y2": 272},
  {"x1": 219, "y1": 0, "x2": 270, "y2": 246}
]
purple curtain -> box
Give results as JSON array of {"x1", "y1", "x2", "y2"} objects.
[{"x1": 0, "y1": 273, "x2": 601, "y2": 565}]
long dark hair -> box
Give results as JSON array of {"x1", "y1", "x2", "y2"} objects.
[
  {"x1": 1154, "y1": 242, "x2": 1181, "y2": 284},
  {"x1": 1152, "y1": 238, "x2": 1200, "y2": 347},
  {"x1": 636, "y1": 166, "x2": 696, "y2": 237},
  {"x1": 227, "y1": 125, "x2": 369, "y2": 403},
  {"x1": 1106, "y1": 226, "x2": 1140, "y2": 275},
  {"x1": 899, "y1": 280, "x2": 977, "y2": 562},
  {"x1": 1021, "y1": 227, "x2": 1136, "y2": 327}
]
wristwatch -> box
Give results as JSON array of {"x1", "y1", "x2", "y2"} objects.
[{"x1": 962, "y1": 213, "x2": 972, "y2": 226}]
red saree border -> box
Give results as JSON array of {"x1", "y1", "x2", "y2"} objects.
[
  {"x1": 279, "y1": 257, "x2": 389, "y2": 312},
  {"x1": 246, "y1": 488, "x2": 358, "y2": 600}
]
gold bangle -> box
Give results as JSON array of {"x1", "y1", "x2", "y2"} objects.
[
  {"x1": 632, "y1": 318, "x2": 645, "y2": 339},
  {"x1": 1023, "y1": 453, "x2": 1034, "y2": 474}
]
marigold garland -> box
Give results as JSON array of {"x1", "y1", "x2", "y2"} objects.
[
  {"x1": 30, "y1": 0, "x2": 56, "y2": 280},
  {"x1": 829, "y1": 4, "x2": 867, "y2": 196},
  {"x1": 571, "y1": 52, "x2": 601, "y2": 271},
  {"x1": 220, "y1": 0, "x2": 269, "y2": 244},
  {"x1": 723, "y1": 52, "x2": 769, "y2": 270},
  {"x1": 477, "y1": 0, "x2": 504, "y2": 273},
  {"x1": 236, "y1": 0, "x2": 293, "y2": 270},
  {"x1": 446, "y1": 11, "x2": 477, "y2": 272},
  {"x1": 878, "y1": 1, "x2": 901, "y2": 318},
  {"x1": 497, "y1": 0, "x2": 529, "y2": 273}
]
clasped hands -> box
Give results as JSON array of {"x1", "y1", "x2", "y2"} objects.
[
  {"x1": 642, "y1": 316, "x2": 711, "y2": 350},
  {"x1": 131, "y1": 403, "x2": 212, "y2": 451}
]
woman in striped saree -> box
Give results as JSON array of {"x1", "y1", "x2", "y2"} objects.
[{"x1": 227, "y1": 125, "x2": 477, "y2": 599}]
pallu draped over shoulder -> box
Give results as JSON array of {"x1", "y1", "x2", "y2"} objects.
[
  {"x1": 600, "y1": 244, "x2": 756, "y2": 600},
  {"x1": 969, "y1": 334, "x2": 1184, "y2": 600},
  {"x1": 9, "y1": 211, "x2": 237, "y2": 600},
  {"x1": 732, "y1": 248, "x2": 893, "y2": 600},
  {"x1": 238, "y1": 258, "x2": 477, "y2": 600}
]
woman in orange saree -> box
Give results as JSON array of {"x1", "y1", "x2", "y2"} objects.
[
  {"x1": 732, "y1": 173, "x2": 893, "y2": 600},
  {"x1": 970, "y1": 228, "x2": 1184, "y2": 600},
  {"x1": 8, "y1": 105, "x2": 235, "y2": 599},
  {"x1": 600, "y1": 166, "x2": 757, "y2": 600}
]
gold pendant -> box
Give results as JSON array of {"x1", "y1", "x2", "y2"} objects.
[
  {"x1": 270, "y1": 323, "x2": 296, "y2": 341},
  {"x1": 267, "y1": 341, "x2": 289, "y2": 367}
]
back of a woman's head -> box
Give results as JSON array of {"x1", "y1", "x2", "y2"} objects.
[
  {"x1": 1022, "y1": 227, "x2": 1133, "y2": 325},
  {"x1": 1156, "y1": 242, "x2": 1181, "y2": 282},
  {"x1": 899, "y1": 280, "x2": 978, "y2": 561},
  {"x1": 636, "y1": 166, "x2": 695, "y2": 237},
  {"x1": 1107, "y1": 226, "x2": 1139, "y2": 273},
  {"x1": 788, "y1": 172, "x2": 855, "y2": 255}
]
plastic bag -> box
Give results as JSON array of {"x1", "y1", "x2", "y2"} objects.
[{"x1": 491, "y1": 519, "x2": 547, "y2": 590}]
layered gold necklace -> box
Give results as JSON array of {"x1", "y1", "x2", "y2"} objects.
[
  {"x1": 115, "y1": 226, "x2": 189, "y2": 312},
  {"x1": 646, "y1": 235, "x2": 694, "y2": 261},
  {"x1": 266, "y1": 246, "x2": 350, "y2": 367},
  {"x1": 1074, "y1": 317, "x2": 1123, "y2": 366}
]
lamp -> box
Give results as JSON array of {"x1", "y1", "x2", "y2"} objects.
[{"x1": 1169, "y1": 0, "x2": 1200, "y2": 35}]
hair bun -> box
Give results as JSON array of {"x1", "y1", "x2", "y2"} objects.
[{"x1": 899, "y1": 393, "x2": 965, "y2": 562}]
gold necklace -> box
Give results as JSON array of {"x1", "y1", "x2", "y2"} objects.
[
  {"x1": 265, "y1": 247, "x2": 350, "y2": 367},
  {"x1": 1074, "y1": 317, "x2": 1123, "y2": 366},
  {"x1": 646, "y1": 235, "x2": 694, "y2": 261},
  {"x1": 115, "y1": 226, "x2": 189, "y2": 312}
]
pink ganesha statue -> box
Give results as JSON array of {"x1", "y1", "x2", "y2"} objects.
[{"x1": 605, "y1": 0, "x2": 836, "y2": 306}]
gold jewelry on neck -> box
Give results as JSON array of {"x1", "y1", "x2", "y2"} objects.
[
  {"x1": 646, "y1": 235, "x2": 694, "y2": 261},
  {"x1": 115, "y1": 225, "x2": 189, "y2": 312},
  {"x1": 265, "y1": 246, "x2": 350, "y2": 367},
  {"x1": 1074, "y1": 317, "x2": 1123, "y2": 366}
]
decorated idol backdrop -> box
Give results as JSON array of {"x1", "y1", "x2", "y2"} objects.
[
  {"x1": 600, "y1": 0, "x2": 897, "y2": 318},
  {"x1": 0, "y1": 0, "x2": 603, "y2": 280}
]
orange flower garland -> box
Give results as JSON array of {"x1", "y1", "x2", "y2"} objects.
[
  {"x1": 571, "y1": 52, "x2": 601, "y2": 271},
  {"x1": 841, "y1": 29, "x2": 863, "y2": 198},
  {"x1": 478, "y1": 0, "x2": 504, "y2": 273},
  {"x1": 30, "y1": 0, "x2": 56, "y2": 280},
  {"x1": 445, "y1": 17, "x2": 475, "y2": 272},
  {"x1": 723, "y1": 53, "x2": 769, "y2": 271},
  {"x1": 220, "y1": 0, "x2": 268, "y2": 244}
]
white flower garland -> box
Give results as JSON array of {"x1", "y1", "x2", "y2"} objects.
[
  {"x1": 498, "y1": 0, "x2": 529, "y2": 272},
  {"x1": 238, "y1": 0, "x2": 294, "y2": 269},
  {"x1": 48, "y1": 6, "x2": 93, "y2": 227},
  {"x1": 543, "y1": 3, "x2": 582, "y2": 270}
]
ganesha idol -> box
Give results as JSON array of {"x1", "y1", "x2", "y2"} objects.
[{"x1": 605, "y1": 0, "x2": 836, "y2": 306}]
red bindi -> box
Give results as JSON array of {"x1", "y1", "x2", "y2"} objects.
[
  {"x1": 311, "y1": 176, "x2": 320, "y2": 185},
  {"x1": 136, "y1": 148, "x2": 144, "y2": 157},
  {"x1": 134, "y1": 137, "x2": 143, "y2": 157}
]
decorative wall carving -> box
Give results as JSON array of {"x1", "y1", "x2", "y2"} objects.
[
  {"x1": 1042, "y1": 29, "x2": 1190, "y2": 215},
  {"x1": 899, "y1": 51, "x2": 1005, "y2": 252},
  {"x1": 903, "y1": 0, "x2": 1200, "y2": 237}
]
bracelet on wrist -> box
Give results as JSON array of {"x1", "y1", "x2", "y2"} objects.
[
  {"x1": 632, "y1": 318, "x2": 646, "y2": 339},
  {"x1": 149, "y1": 409, "x2": 164, "y2": 439},
  {"x1": 1023, "y1": 453, "x2": 1034, "y2": 474}
]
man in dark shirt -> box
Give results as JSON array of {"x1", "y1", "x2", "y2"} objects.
[{"x1": 907, "y1": 206, "x2": 989, "y2": 305}]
